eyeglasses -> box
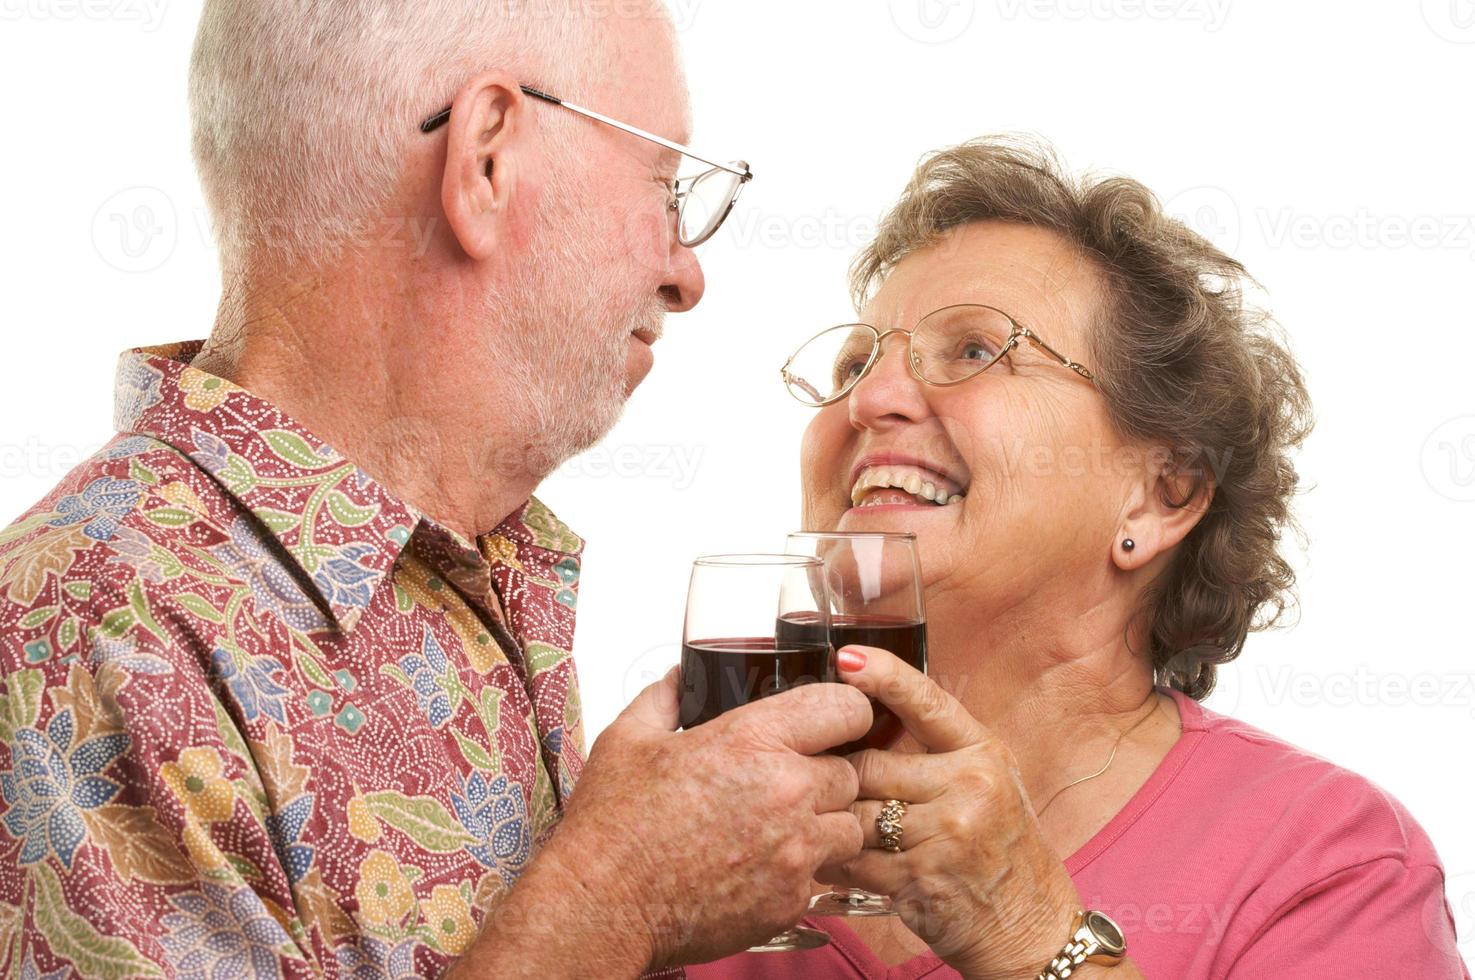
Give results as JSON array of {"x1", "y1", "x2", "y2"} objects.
[
  {"x1": 781, "y1": 303, "x2": 1095, "y2": 407},
  {"x1": 420, "y1": 84, "x2": 752, "y2": 248}
]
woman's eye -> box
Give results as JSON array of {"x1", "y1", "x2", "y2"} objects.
[
  {"x1": 959, "y1": 339, "x2": 996, "y2": 362},
  {"x1": 835, "y1": 357, "x2": 867, "y2": 384}
]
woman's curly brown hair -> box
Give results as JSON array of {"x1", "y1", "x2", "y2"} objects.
[{"x1": 850, "y1": 136, "x2": 1313, "y2": 700}]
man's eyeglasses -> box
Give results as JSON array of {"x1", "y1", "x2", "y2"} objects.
[
  {"x1": 781, "y1": 303, "x2": 1096, "y2": 407},
  {"x1": 420, "y1": 84, "x2": 752, "y2": 248}
]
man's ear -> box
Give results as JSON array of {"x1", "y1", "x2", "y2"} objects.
[
  {"x1": 439, "y1": 70, "x2": 526, "y2": 261},
  {"x1": 1114, "y1": 446, "x2": 1215, "y2": 570}
]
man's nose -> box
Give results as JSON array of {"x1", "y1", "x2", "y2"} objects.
[{"x1": 660, "y1": 241, "x2": 705, "y2": 312}]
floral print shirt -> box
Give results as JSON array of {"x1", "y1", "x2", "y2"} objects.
[{"x1": 0, "y1": 340, "x2": 655, "y2": 977}]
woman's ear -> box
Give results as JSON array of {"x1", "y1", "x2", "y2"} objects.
[
  {"x1": 1114, "y1": 447, "x2": 1215, "y2": 571},
  {"x1": 439, "y1": 70, "x2": 526, "y2": 261}
]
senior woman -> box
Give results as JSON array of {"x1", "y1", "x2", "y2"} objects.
[{"x1": 687, "y1": 138, "x2": 1468, "y2": 979}]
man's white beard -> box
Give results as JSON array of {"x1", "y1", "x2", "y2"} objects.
[{"x1": 489, "y1": 197, "x2": 666, "y2": 480}]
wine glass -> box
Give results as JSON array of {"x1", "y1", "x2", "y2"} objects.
[
  {"x1": 784, "y1": 531, "x2": 928, "y2": 918},
  {"x1": 678, "y1": 554, "x2": 835, "y2": 952}
]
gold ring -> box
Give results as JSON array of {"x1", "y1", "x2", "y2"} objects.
[{"x1": 877, "y1": 798, "x2": 908, "y2": 852}]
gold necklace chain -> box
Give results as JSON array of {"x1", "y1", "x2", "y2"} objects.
[{"x1": 1033, "y1": 692, "x2": 1163, "y2": 818}]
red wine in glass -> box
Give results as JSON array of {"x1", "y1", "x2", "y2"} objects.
[
  {"x1": 774, "y1": 613, "x2": 927, "y2": 754},
  {"x1": 679, "y1": 635, "x2": 833, "y2": 730}
]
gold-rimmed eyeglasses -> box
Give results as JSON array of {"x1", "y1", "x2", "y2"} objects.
[
  {"x1": 780, "y1": 303, "x2": 1095, "y2": 407},
  {"x1": 420, "y1": 84, "x2": 752, "y2": 248}
]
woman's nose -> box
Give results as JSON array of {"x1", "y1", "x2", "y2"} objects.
[{"x1": 848, "y1": 331, "x2": 931, "y2": 429}]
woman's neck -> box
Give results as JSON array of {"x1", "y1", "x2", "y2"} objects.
[{"x1": 916, "y1": 594, "x2": 1182, "y2": 853}]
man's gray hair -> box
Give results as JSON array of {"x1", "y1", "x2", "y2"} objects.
[{"x1": 189, "y1": 0, "x2": 624, "y2": 271}]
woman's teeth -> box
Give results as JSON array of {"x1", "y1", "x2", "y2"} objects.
[{"x1": 850, "y1": 466, "x2": 966, "y2": 508}]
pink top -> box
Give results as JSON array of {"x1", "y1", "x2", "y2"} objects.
[{"x1": 686, "y1": 687, "x2": 1469, "y2": 979}]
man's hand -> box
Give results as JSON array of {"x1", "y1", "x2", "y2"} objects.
[
  {"x1": 550, "y1": 667, "x2": 873, "y2": 969},
  {"x1": 450, "y1": 669, "x2": 871, "y2": 977}
]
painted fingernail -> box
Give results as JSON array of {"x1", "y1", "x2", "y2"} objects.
[{"x1": 836, "y1": 647, "x2": 867, "y2": 672}]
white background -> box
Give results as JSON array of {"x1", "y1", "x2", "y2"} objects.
[{"x1": 2, "y1": 0, "x2": 1472, "y2": 965}]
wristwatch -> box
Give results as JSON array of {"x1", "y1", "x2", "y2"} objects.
[{"x1": 1035, "y1": 909, "x2": 1126, "y2": 979}]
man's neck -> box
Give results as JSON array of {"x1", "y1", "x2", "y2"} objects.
[{"x1": 190, "y1": 269, "x2": 540, "y2": 543}]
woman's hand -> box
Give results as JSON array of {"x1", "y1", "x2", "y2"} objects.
[{"x1": 820, "y1": 645, "x2": 1088, "y2": 980}]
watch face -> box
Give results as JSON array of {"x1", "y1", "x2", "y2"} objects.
[{"x1": 1086, "y1": 911, "x2": 1126, "y2": 955}]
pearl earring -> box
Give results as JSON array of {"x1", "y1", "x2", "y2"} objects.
[{"x1": 1122, "y1": 538, "x2": 1135, "y2": 552}]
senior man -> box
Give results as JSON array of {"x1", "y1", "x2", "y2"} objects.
[{"x1": 0, "y1": 1, "x2": 871, "y2": 976}]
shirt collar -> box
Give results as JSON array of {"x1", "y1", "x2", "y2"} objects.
[{"x1": 112, "y1": 340, "x2": 582, "y2": 632}]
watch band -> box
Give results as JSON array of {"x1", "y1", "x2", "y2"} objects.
[
  {"x1": 1035, "y1": 909, "x2": 1126, "y2": 980},
  {"x1": 1036, "y1": 919, "x2": 1092, "y2": 980}
]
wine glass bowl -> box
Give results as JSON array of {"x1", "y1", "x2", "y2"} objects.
[
  {"x1": 785, "y1": 531, "x2": 928, "y2": 918},
  {"x1": 679, "y1": 554, "x2": 834, "y2": 730},
  {"x1": 785, "y1": 532, "x2": 928, "y2": 756},
  {"x1": 678, "y1": 553, "x2": 837, "y2": 951}
]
